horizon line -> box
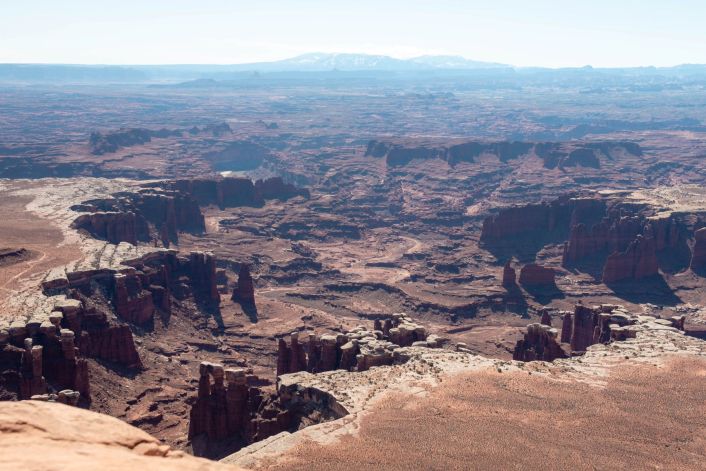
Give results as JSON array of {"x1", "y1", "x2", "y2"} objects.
[{"x1": 0, "y1": 51, "x2": 704, "y2": 70}]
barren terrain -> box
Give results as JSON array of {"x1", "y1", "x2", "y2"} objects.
[{"x1": 1, "y1": 68, "x2": 706, "y2": 468}]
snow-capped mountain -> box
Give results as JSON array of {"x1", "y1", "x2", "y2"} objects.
[{"x1": 231, "y1": 53, "x2": 509, "y2": 71}]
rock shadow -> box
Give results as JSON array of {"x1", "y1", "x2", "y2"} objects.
[
  {"x1": 499, "y1": 283, "x2": 530, "y2": 317},
  {"x1": 240, "y1": 301, "x2": 259, "y2": 323},
  {"x1": 605, "y1": 275, "x2": 682, "y2": 306},
  {"x1": 482, "y1": 229, "x2": 572, "y2": 264},
  {"x1": 521, "y1": 283, "x2": 565, "y2": 305}
]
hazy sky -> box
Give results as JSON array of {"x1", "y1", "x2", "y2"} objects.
[{"x1": 2, "y1": 0, "x2": 705, "y2": 67}]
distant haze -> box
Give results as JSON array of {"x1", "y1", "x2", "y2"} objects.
[{"x1": 2, "y1": 0, "x2": 705, "y2": 68}]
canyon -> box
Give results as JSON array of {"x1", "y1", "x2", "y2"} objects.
[{"x1": 1, "y1": 67, "x2": 706, "y2": 469}]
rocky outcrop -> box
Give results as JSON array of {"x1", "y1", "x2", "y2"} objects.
[
  {"x1": 569, "y1": 304, "x2": 598, "y2": 353},
  {"x1": 0, "y1": 247, "x2": 32, "y2": 266},
  {"x1": 171, "y1": 177, "x2": 309, "y2": 209},
  {"x1": 602, "y1": 235, "x2": 658, "y2": 283},
  {"x1": 232, "y1": 265, "x2": 255, "y2": 304},
  {"x1": 113, "y1": 271, "x2": 156, "y2": 325},
  {"x1": 691, "y1": 227, "x2": 706, "y2": 272},
  {"x1": 539, "y1": 309, "x2": 552, "y2": 326},
  {"x1": 482, "y1": 196, "x2": 606, "y2": 244},
  {"x1": 563, "y1": 215, "x2": 645, "y2": 266},
  {"x1": 89, "y1": 128, "x2": 182, "y2": 155},
  {"x1": 73, "y1": 178, "x2": 309, "y2": 246},
  {"x1": 502, "y1": 261, "x2": 516, "y2": 287},
  {"x1": 366, "y1": 139, "x2": 641, "y2": 168},
  {"x1": 188, "y1": 252, "x2": 221, "y2": 304},
  {"x1": 255, "y1": 177, "x2": 310, "y2": 201},
  {"x1": 564, "y1": 303, "x2": 637, "y2": 353},
  {"x1": 514, "y1": 303, "x2": 639, "y2": 362},
  {"x1": 481, "y1": 203, "x2": 557, "y2": 241},
  {"x1": 72, "y1": 188, "x2": 205, "y2": 245},
  {"x1": 512, "y1": 323, "x2": 568, "y2": 362},
  {"x1": 2, "y1": 248, "x2": 229, "y2": 402},
  {"x1": 1, "y1": 401, "x2": 236, "y2": 471},
  {"x1": 560, "y1": 311, "x2": 573, "y2": 343},
  {"x1": 0, "y1": 306, "x2": 91, "y2": 401},
  {"x1": 518, "y1": 264, "x2": 555, "y2": 286},
  {"x1": 72, "y1": 212, "x2": 145, "y2": 245},
  {"x1": 276, "y1": 314, "x2": 432, "y2": 376},
  {"x1": 534, "y1": 141, "x2": 641, "y2": 169},
  {"x1": 188, "y1": 361, "x2": 346, "y2": 458}
]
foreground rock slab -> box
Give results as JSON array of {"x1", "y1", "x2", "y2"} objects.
[{"x1": 0, "y1": 401, "x2": 242, "y2": 471}]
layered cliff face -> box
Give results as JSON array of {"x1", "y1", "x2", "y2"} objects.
[
  {"x1": 480, "y1": 195, "x2": 605, "y2": 243},
  {"x1": 691, "y1": 227, "x2": 706, "y2": 273},
  {"x1": 518, "y1": 264, "x2": 556, "y2": 287},
  {"x1": 512, "y1": 323, "x2": 568, "y2": 362},
  {"x1": 170, "y1": 176, "x2": 309, "y2": 208},
  {"x1": 366, "y1": 139, "x2": 642, "y2": 169},
  {"x1": 562, "y1": 215, "x2": 644, "y2": 266},
  {"x1": 72, "y1": 212, "x2": 146, "y2": 246},
  {"x1": 1, "y1": 248, "x2": 222, "y2": 406},
  {"x1": 482, "y1": 192, "x2": 703, "y2": 287},
  {"x1": 276, "y1": 314, "x2": 434, "y2": 377},
  {"x1": 602, "y1": 235, "x2": 659, "y2": 284},
  {"x1": 0, "y1": 296, "x2": 134, "y2": 403},
  {"x1": 71, "y1": 189, "x2": 204, "y2": 246},
  {"x1": 188, "y1": 361, "x2": 346, "y2": 459},
  {"x1": 513, "y1": 303, "x2": 684, "y2": 363},
  {"x1": 72, "y1": 177, "x2": 309, "y2": 247}
]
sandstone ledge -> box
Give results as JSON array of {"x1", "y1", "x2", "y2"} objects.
[
  {"x1": 223, "y1": 311, "x2": 706, "y2": 468},
  {"x1": 0, "y1": 401, "x2": 241, "y2": 471}
]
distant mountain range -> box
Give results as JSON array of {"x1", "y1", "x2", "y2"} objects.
[
  {"x1": 229, "y1": 53, "x2": 510, "y2": 71},
  {"x1": 1, "y1": 53, "x2": 705, "y2": 84}
]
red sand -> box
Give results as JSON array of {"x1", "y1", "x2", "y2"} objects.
[{"x1": 268, "y1": 356, "x2": 706, "y2": 471}]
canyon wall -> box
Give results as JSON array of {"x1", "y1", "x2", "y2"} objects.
[{"x1": 366, "y1": 139, "x2": 642, "y2": 169}]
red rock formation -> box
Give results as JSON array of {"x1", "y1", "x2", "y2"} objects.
[
  {"x1": 569, "y1": 304, "x2": 598, "y2": 353},
  {"x1": 219, "y1": 178, "x2": 260, "y2": 207},
  {"x1": 113, "y1": 271, "x2": 155, "y2": 325},
  {"x1": 255, "y1": 177, "x2": 310, "y2": 201},
  {"x1": 646, "y1": 216, "x2": 683, "y2": 252},
  {"x1": 135, "y1": 190, "x2": 205, "y2": 238},
  {"x1": 188, "y1": 362, "x2": 294, "y2": 454},
  {"x1": 276, "y1": 315, "x2": 427, "y2": 376},
  {"x1": 602, "y1": 235, "x2": 658, "y2": 283},
  {"x1": 518, "y1": 264, "x2": 556, "y2": 286},
  {"x1": 481, "y1": 204, "x2": 555, "y2": 241},
  {"x1": 72, "y1": 212, "x2": 143, "y2": 245},
  {"x1": 560, "y1": 311, "x2": 573, "y2": 343},
  {"x1": 513, "y1": 323, "x2": 568, "y2": 362},
  {"x1": 232, "y1": 264, "x2": 255, "y2": 304},
  {"x1": 0, "y1": 315, "x2": 92, "y2": 402},
  {"x1": 562, "y1": 215, "x2": 644, "y2": 266},
  {"x1": 189, "y1": 252, "x2": 220, "y2": 304},
  {"x1": 690, "y1": 227, "x2": 706, "y2": 273},
  {"x1": 80, "y1": 325, "x2": 141, "y2": 368},
  {"x1": 172, "y1": 177, "x2": 308, "y2": 209},
  {"x1": 287, "y1": 332, "x2": 307, "y2": 374},
  {"x1": 502, "y1": 261, "x2": 516, "y2": 287},
  {"x1": 540, "y1": 309, "x2": 552, "y2": 326}
]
